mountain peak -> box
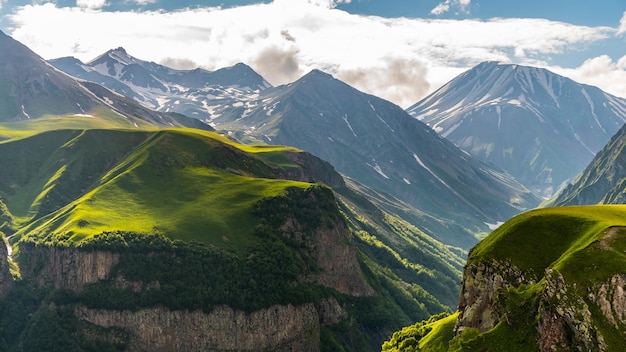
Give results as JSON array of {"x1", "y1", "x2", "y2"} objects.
[
  {"x1": 112, "y1": 46, "x2": 127, "y2": 54},
  {"x1": 87, "y1": 46, "x2": 137, "y2": 67},
  {"x1": 408, "y1": 61, "x2": 626, "y2": 198},
  {"x1": 304, "y1": 69, "x2": 334, "y2": 80},
  {"x1": 290, "y1": 69, "x2": 338, "y2": 89}
]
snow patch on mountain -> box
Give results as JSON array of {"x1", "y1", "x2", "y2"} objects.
[
  {"x1": 368, "y1": 162, "x2": 389, "y2": 179},
  {"x1": 342, "y1": 114, "x2": 357, "y2": 137},
  {"x1": 413, "y1": 153, "x2": 449, "y2": 188}
]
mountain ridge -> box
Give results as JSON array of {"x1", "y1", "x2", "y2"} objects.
[
  {"x1": 0, "y1": 30, "x2": 212, "y2": 131},
  {"x1": 49, "y1": 47, "x2": 271, "y2": 120},
  {"x1": 210, "y1": 68, "x2": 540, "y2": 248},
  {"x1": 408, "y1": 61, "x2": 626, "y2": 198}
]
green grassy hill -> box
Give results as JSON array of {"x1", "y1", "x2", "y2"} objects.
[
  {"x1": 384, "y1": 205, "x2": 626, "y2": 351},
  {"x1": 5, "y1": 128, "x2": 308, "y2": 251},
  {"x1": 0, "y1": 127, "x2": 467, "y2": 351}
]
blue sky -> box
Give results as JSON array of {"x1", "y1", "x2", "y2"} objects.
[{"x1": 0, "y1": 0, "x2": 624, "y2": 107}]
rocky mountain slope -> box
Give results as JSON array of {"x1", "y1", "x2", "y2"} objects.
[
  {"x1": 383, "y1": 205, "x2": 626, "y2": 351},
  {"x1": 0, "y1": 30, "x2": 208, "y2": 130},
  {"x1": 212, "y1": 69, "x2": 540, "y2": 248},
  {"x1": 49, "y1": 47, "x2": 270, "y2": 121},
  {"x1": 52, "y1": 49, "x2": 541, "y2": 249},
  {"x1": 0, "y1": 127, "x2": 465, "y2": 351},
  {"x1": 408, "y1": 61, "x2": 626, "y2": 198},
  {"x1": 548, "y1": 121, "x2": 626, "y2": 206}
]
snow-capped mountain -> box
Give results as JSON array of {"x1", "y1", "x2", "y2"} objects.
[
  {"x1": 407, "y1": 61, "x2": 626, "y2": 198},
  {"x1": 50, "y1": 48, "x2": 271, "y2": 121},
  {"x1": 0, "y1": 30, "x2": 103, "y2": 120},
  {"x1": 211, "y1": 69, "x2": 540, "y2": 247},
  {"x1": 0, "y1": 30, "x2": 210, "y2": 129},
  {"x1": 52, "y1": 49, "x2": 541, "y2": 247}
]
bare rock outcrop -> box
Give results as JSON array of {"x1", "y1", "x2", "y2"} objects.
[
  {"x1": 18, "y1": 243, "x2": 119, "y2": 290},
  {"x1": 76, "y1": 303, "x2": 321, "y2": 352},
  {"x1": 454, "y1": 259, "x2": 536, "y2": 334},
  {"x1": 456, "y1": 259, "x2": 626, "y2": 352},
  {"x1": 0, "y1": 236, "x2": 13, "y2": 297},
  {"x1": 592, "y1": 274, "x2": 626, "y2": 329},
  {"x1": 307, "y1": 222, "x2": 375, "y2": 297},
  {"x1": 538, "y1": 269, "x2": 605, "y2": 352}
]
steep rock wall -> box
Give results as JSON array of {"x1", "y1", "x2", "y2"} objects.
[
  {"x1": 593, "y1": 274, "x2": 626, "y2": 329},
  {"x1": 538, "y1": 269, "x2": 605, "y2": 352},
  {"x1": 18, "y1": 243, "x2": 119, "y2": 290},
  {"x1": 456, "y1": 260, "x2": 626, "y2": 352},
  {"x1": 75, "y1": 303, "x2": 321, "y2": 352},
  {"x1": 286, "y1": 216, "x2": 375, "y2": 297},
  {"x1": 454, "y1": 259, "x2": 536, "y2": 334},
  {"x1": 0, "y1": 238, "x2": 13, "y2": 297}
]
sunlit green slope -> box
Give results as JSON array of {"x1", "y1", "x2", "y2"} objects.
[
  {"x1": 385, "y1": 205, "x2": 626, "y2": 351},
  {"x1": 1, "y1": 128, "x2": 306, "y2": 250}
]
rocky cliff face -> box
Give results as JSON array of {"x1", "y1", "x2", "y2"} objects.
[
  {"x1": 0, "y1": 237, "x2": 13, "y2": 298},
  {"x1": 18, "y1": 243, "x2": 120, "y2": 290},
  {"x1": 75, "y1": 303, "x2": 322, "y2": 352},
  {"x1": 280, "y1": 215, "x2": 375, "y2": 297},
  {"x1": 14, "y1": 191, "x2": 367, "y2": 351},
  {"x1": 455, "y1": 258, "x2": 626, "y2": 352},
  {"x1": 538, "y1": 269, "x2": 604, "y2": 352},
  {"x1": 454, "y1": 259, "x2": 537, "y2": 334}
]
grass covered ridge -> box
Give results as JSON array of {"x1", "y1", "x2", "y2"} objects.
[
  {"x1": 469, "y1": 205, "x2": 626, "y2": 282},
  {"x1": 398, "y1": 204, "x2": 626, "y2": 352},
  {"x1": 0, "y1": 128, "x2": 311, "y2": 251}
]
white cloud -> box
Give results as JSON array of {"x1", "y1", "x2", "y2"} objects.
[
  {"x1": 130, "y1": 0, "x2": 157, "y2": 5},
  {"x1": 76, "y1": 0, "x2": 108, "y2": 9},
  {"x1": 618, "y1": 11, "x2": 626, "y2": 36},
  {"x1": 5, "y1": 1, "x2": 620, "y2": 107},
  {"x1": 551, "y1": 55, "x2": 626, "y2": 100},
  {"x1": 430, "y1": 3, "x2": 449, "y2": 16},
  {"x1": 431, "y1": 0, "x2": 471, "y2": 16}
]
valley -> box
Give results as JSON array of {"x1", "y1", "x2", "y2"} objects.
[{"x1": 0, "y1": 26, "x2": 625, "y2": 351}]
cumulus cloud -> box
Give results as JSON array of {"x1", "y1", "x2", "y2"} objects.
[
  {"x1": 130, "y1": 0, "x2": 157, "y2": 5},
  {"x1": 253, "y1": 46, "x2": 302, "y2": 85},
  {"x1": 5, "y1": 0, "x2": 621, "y2": 106},
  {"x1": 160, "y1": 57, "x2": 198, "y2": 70},
  {"x1": 431, "y1": 0, "x2": 471, "y2": 15},
  {"x1": 338, "y1": 58, "x2": 431, "y2": 108},
  {"x1": 551, "y1": 55, "x2": 626, "y2": 99},
  {"x1": 618, "y1": 11, "x2": 626, "y2": 36},
  {"x1": 76, "y1": 0, "x2": 108, "y2": 9},
  {"x1": 305, "y1": 0, "x2": 351, "y2": 8}
]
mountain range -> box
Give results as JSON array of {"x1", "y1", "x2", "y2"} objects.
[
  {"x1": 0, "y1": 31, "x2": 209, "y2": 131},
  {"x1": 408, "y1": 61, "x2": 626, "y2": 198},
  {"x1": 2, "y1": 28, "x2": 626, "y2": 351},
  {"x1": 0, "y1": 30, "x2": 471, "y2": 351},
  {"x1": 49, "y1": 47, "x2": 270, "y2": 122},
  {"x1": 51, "y1": 50, "x2": 541, "y2": 249}
]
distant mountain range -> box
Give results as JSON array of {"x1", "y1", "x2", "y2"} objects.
[
  {"x1": 0, "y1": 31, "x2": 210, "y2": 131},
  {"x1": 52, "y1": 50, "x2": 541, "y2": 248},
  {"x1": 207, "y1": 69, "x2": 540, "y2": 247},
  {"x1": 4, "y1": 28, "x2": 626, "y2": 352},
  {"x1": 408, "y1": 61, "x2": 626, "y2": 198},
  {"x1": 49, "y1": 47, "x2": 270, "y2": 122}
]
